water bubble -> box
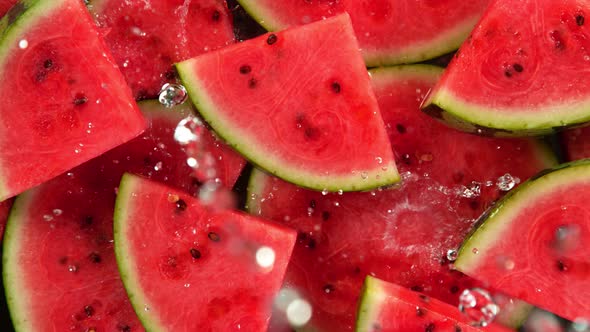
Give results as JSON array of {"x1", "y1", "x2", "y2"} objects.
[
  {"x1": 184, "y1": 283, "x2": 191, "y2": 288},
  {"x1": 158, "y1": 83, "x2": 188, "y2": 108},
  {"x1": 458, "y1": 288, "x2": 499, "y2": 327},
  {"x1": 459, "y1": 181, "x2": 481, "y2": 198},
  {"x1": 43, "y1": 214, "x2": 53, "y2": 221},
  {"x1": 255, "y1": 246, "x2": 275, "y2": 268},
  {"x1": 472, "y1": 248, "x2": 479, "y2": 254},
  {"x1": 18, "y1": 39, "x2": 28, "y2": 49},
  {"x1": 446, "y1": 249, "x2": 458, "y2": 262},
  {"x1": 496, "y1": 173, "x2": 519, "y2": 191},
  {"x1": 144, "y1": 305, "x2": 151, "y2": 312},
  {"x1": 186, "y1": 157, "x2": 197, "y2": 167},
  {"x1": 286, "y1": 298, "x2": 312, "y2": 327},
  {"x1": 375, "y1": 157, "x2": 383, "y2": 164},
  {"x1": 174, "y1": 116, "x2": 204, "y2": 145},
  {"x1": 68, "y1": 265, "x2": 78, "y2": 273},
  {"x1": 154, "y1": 161, "x2": 163, "y2": 171}
]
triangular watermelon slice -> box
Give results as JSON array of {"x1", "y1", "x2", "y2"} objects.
[
  {"x1": 0, "y1": 0, "x2": 146, "y2": 200},
  {"x1": 2, "y1": 100, "x2": 244, "y2": 331},
  {"x1": 176, "y1": 14, "x2": 399, "y2": 192},
  {"x1": 89, "y1": 0, "x2": 235, "y2": 100},
  {"x1": 422, "y1": 0, "x2": 590, "y2": 136},
  {"x1": 113, "y1": 174, "x2": 296, "y2": 331},
  {"x1": 247, "y1": 65, "x2": 556, "y2": 331},
  {"x1": 357, "y1": 276, "x2": 512, "y2": 332},
  {"x1": 235, "y1": 0, "x2": 491, "y2": 66},
  {"x1": 455, "y1": 159, "x2": 590, "y2": 322}
]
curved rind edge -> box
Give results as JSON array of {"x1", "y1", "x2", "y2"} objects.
[
  {"x1": 355, "y1": 276, "x2": 386, "y2": 332},
  {"x1": 455, "y1": 159, "x2": 590, "y2": 274},
  {"x1": 234, "y1": 1, "x2": 478, "y2": 67},
  {"x1": 176, "y1": 60, "x2": 400, "y2": 192},
  {"x1": 422, "y1": 88, "x2": 590, "y2": 137},
  {"x1": 3, "y1": 192, "x2": 36, "y2": 332},
  {"x1": 113, "y1": 173, "x2": 167, "y2": 332}
]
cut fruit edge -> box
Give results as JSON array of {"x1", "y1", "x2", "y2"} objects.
[
  {"x1": 423, "y1": 87, "x2": 590, "y2": 136},
  {"x1": 235, "y1": 3, "x2": 482, "y2": 67},
  {"x1": 455, "y1": 159, "x2": 590, "y2": 273}
]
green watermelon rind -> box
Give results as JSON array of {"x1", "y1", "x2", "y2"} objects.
[
  {"x1": 113, "y1": 173, "x2": 168, "y2": 331},
  {"x1": 455, "y1": 159, "x2": 590, "y2": 274},
  {"x1": 355, "y1": 276, "x2": 388, "y2": 332},
  {"x1": 235, "y1": 1, "x2": 481, "y2": 67},
  {"x1": 422, "y1": 87, "x2": 590, "y2": 136},
  {"x1": 3, "y1": 190, "x2": 39, "y2": 332},
  {"x1": 176, "y1": 60, "x2": 400, "y2": 193}
]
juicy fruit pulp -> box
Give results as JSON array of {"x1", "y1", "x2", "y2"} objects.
[
  {"x1": 0, "y1": 0, "x2": 17, "y2": 18},
  {"x1": 114, "y1": 174, "x2": 296, "y2": 331},
  {"x1": 90, "y1": 0, "x2": 235, "y2": 100},
  {"x1": 236, "y1": 0, "x2": 491, "y2": 66},
  {"x1": 356, "y1": 276, "x2": 511, "y2": 332},
  {"x1": 2, "y1": 101, "x2": 244, "y2": 331},
  {"x1": 561, "y1": 126, "x2": 590, "y2": 161},
  {"x1": 423, "y1": 0, "x2": 590, "y2": 135},
  {"x1": 456, "y1": 160, "x2": 590, "y2": 322},
  {"x1": 247, "y1": 65, "x2": 556, "y2": 331},
  {"x1": 177, "y1": 14, "x2": 399, "y2": 192},
  {"x1": 0, "y1": 0, "x2": 145, "y2": 200}
]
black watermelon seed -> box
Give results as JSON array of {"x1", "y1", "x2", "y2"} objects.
[
  {"x1": 190, "y1": 248, "x2": 202, "y2": 259},
  {"x1": 266, "y1": 34, "x2": 278, "y2": 45},
  {"x1": 396, "y1": 124, "x2": 406, "y2": 134},
  {"x1": 309, "y1": 199, "x2": 316, "y2": 209},
  {"x1": 321, "y1": 211, "x2": 330, "y2": 221},
  {"x1": 88, "y1": 252, "x2": 102, "y2": 264},
  {"x1": 331, "y1": 81, "x2": 341, "y2": 93},
  {"x1": 239, "y1": 65, "x2": 251, "y2": 74},
  {"x1": 513, "y1": 63, "x2": 524, "y2": 72},
  {"x1": 576, "y1": 14, "x2": 585, "y2": 26},
  {"x1": 425, "y1": 323, "x2": 435, "y2": 332},
  {"x1": 450, "y1": 285, "x2": 460, "y2": 294},
  {"x1": 248, "y1": 78, "x2": 258, "y2": 88},
  {"x1": 455, "y1": 325, "x2": 462, "y2": 332},
  {"x1": 73, "y1": 93, "x2": 88, "y2": 105},
  {"x1": 164, "y1": 68, "x2": 178, "y2": 80},
  {"x1": 208, "y1": 232, "x2": 220, "y2": 242},
  {"x1": 307, "y1": 238, "x2": 316, "y2": 249},
  {"x1": 410, "y1": 285, "x2": 424, "y2": 292},
  {"x1": 304, "y1": 127, "x2": 318, "y2": 139},
  {"x1": 419, "y1": 294, "x2": 430, "y2": 302},
  {"x1": 81, "y1": 216, "x2": 93, "y2": 228},
  {"x1": 323, "y1": 284, "x2": 335, "y2": 293},
  {"x1": 43, "y1": 59, "x2": 53, "y2": 69},
  {"x1": 58, "y1": 256, "x2": 68, "y2": 265},
  {"x1": 118, "y1": 324, "x2": 131, "y2": 332},
  {"x1": 557, "y1": 260, "x2": 568, "y2": 271},
  {"x1": 469, "y1": 200, "x2": 479, "y2": 210},
  {"x1": 504, "y1": 70, "x2": 512, "y2": 78},
  {"x1": 212, "y1": 10, "x2": 221, "y2": 22},
  {"x1": 84, "y1": 305, "x2": 94, "y2": 317},
  {"x1": 175, "y1": 199, "x2": 187, "y2": 212},
  {"x1": 416, "y1": 307, "x2": 425, "y2": 317}
]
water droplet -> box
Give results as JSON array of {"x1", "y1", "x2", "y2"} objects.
[
  {"x1": 321, "y1": 189, "x2": 329, "y2": 195},
  {"x1": 496, "y1": 173, "x2": 519, "y2": 191},
  {"x1": 495, "y1": 255, "x2": 515, "y2": 270},
  {"x1": 472, "y1": 248, "x2": 479, "y2": 254},
  {"x1": 375, "y1": 157, "x2": 383, "y2": 164},
  {"x1": 184, "y1": 283, "x2": 191, "y2": 288},
  {"x1": 144, "y1": 305, "x2": 150, "y2": 312},
  {"x1": 446, "y1": 249, "x2": 458, "y2": 262},
  {"x1": 43, "y1": 214, "x2": 54, "y2": 221},
  {"x1": 459, "y1": 182, "x2": 481, "y2": 198},
  {"x1": 255, "y1": 246, "x2": 275, "y2": 268},
  {"x1": 337, "y1": 189, "x2": 343, "y2": 195},
  {"x1": 458, "y1": 288, "x2": 499, "y2": 327},
  {"x1": 158, "y1": 83, "x2": 188, "y2": 108},
  {"x1": 174, "y1": 116, "x2": 204, "y2": 145},
  {"x1": 186, "y1": 157, "x2": 197, "y2": 167},
  {"x1": 286, "y1": 298, "x2": 312, "y2": 327},
  {"x1": 52, "y1": 209, "x2": 63, "y2": 216},
  {"x1": 18, "y1": 39, "x2": 28, "y2": 49},
  {"x1": 68, "y1": 265, "x2": 78, "y2": 273},
  {"x1": 154, "y1": 161, "x2": 163, "y2": 171}
]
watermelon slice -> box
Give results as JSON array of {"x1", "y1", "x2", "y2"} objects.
[
  {"x1": 113, "y1": 174, "x2": 296, "y2": 331},
  {"x1": 0, "y1": 0, "x2": 16, "y2": 18},
  {"x1": 2, "y1": 100, "x2": 244, "y2": 331},
  {"x1": 89, "y1": 0, "x2": 235, "y2": 100},
  {"x1": 247, "y1": 65, "x2": 556, "y2": 331},
  {"x1": 0, "y1": 0, "x2": 146, "y2": 201},
  {"x1": 356, "y1": 276, "x2": 512, "y2": 332},
  {"x1": 561, "y1": 126, "x2": 590, "y2": 161},
  {"x1": 455, "y1": 159, "x2": 590, "y2": 322},
  {"x1": 235, "y1": 0, "x2": 490, "y2": 66},
  {"x1": 177, "y1": 14, "x2": 399, "y2": 192},
  {"x1": 422, "y1": 0, "x2": 590, "y2": 136}
]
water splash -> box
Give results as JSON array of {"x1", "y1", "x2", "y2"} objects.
[
  {"x1": 459, "y1": 181, "x2": 481, "y2": 198},
  {"x1": 458, "y1": 288, "x2": 500, "y2": 327},
  {"x1": 496, "y1": 173, "x2": 520, "y2": 191},
  {"x1": 158, "y1": 83, "x2": 188, "y2": 108},
  {"x1": 446, "y1": 249, "x2": 458, "y2": 262}
]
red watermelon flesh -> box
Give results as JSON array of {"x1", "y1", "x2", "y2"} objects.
[
  {"x1": 0, "y1": 0, "x2": 146, "y2": 201},
  {"x1": 90, "y1": 0, "x2": 235, "y2": 100},
  {"x1": 0, "y1": 198, "x2": 12, "y2": 242},
  {"x1": 113, "y1": 174, "x2": 296, "y2": 331},
  {"x1": 2, "y1": 100, "x2": 244, "y2": 331},
  {"x1": 0, "y1": 0, "x2": 16, "y2": 18},
  {"x1": 561, "y1": 126, "x2": 590, "y2": 161},
  {"x1": 356, "y1": 276, "x2": 512, "y2": 332},
  {"x1": 236, "y1": 0, "x2": 491, "y2": 66},
  {"x1": 247, "y1": 65, "x2": 556, "y2": 331}
]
